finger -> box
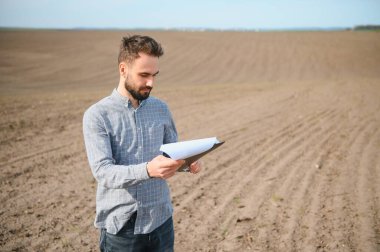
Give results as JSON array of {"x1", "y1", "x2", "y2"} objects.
[
  {"x1": 158, "y1": 158, "x2": 184, "y2": 169},
  {"x1": 168, "y1": 158, "x2": 185, "y2": 167},
  {"x1": 190, "y1": 160, "x2": 198, "y2": 166},
  {"x1": 189, "y1": 161, "x2": 197, "y2": 168},
  {"x1": 163, "y1": 170, "x2": 176, "y2": 179},
  {"x1": 189, "y1": 161, "x2": 199, "y2": 172},
  {"x1": 192, "y1": 163, "x2": 202, "y2": 174}
]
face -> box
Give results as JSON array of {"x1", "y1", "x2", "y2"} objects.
[{"x1": 122, "y1": 53, "x2": 159, "y2": 101}]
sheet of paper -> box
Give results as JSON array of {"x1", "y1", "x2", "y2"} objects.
[
  {"x1": 160, "y1": 137, "x2": 221, "y2": 160},
  {"x1": 160, "y1": 137, "x2": 225, "y2": 172}
]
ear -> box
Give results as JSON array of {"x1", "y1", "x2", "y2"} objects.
[{"x1": 119, "y1": 62, "x2": 128, "y2": 78}]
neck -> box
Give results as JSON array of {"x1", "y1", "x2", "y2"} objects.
[{"x1": 117, "y1": 84, "x2": 139, "y2": 108}]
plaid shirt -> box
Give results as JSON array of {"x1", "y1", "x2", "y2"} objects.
[{"x1": 83, "y1": 89, "x2": 177, "y2": 234}]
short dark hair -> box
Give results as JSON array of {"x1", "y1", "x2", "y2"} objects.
[{"x1": 118, "y1": 35, "x2": 164, "y2": 64}]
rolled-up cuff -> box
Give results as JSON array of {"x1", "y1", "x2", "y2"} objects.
[{"x1": 134, "y1": 162, "x2": 150, "y2": 181}]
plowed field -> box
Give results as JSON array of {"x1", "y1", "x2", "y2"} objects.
[{"x1": 1, "y1": 30, "x2": 379, "y2": 251}]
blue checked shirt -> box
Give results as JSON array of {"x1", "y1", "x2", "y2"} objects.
[{"x1": 83, "y1": 89, "x2": 178, "y2": 235}]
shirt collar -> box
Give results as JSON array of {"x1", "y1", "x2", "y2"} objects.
[{"x1": 111, "y1": 88, "x2": 148, "y2": 109}]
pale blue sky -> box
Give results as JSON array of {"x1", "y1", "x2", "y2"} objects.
[{"x1": 0, "y1": 0, "x2": 379, "y2": 30}]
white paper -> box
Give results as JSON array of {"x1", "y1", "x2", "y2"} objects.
[{"x1": 160, "y1": 137, "x2": 221, "y2": 160}]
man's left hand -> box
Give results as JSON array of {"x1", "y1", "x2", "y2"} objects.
[{"x1": 189, "y1": 160, "x2": 202, "y2": 174}]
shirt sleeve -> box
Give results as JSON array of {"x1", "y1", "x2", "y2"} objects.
[{"x1": 83, "y1": 107, "x2": 150, "y2": 189}]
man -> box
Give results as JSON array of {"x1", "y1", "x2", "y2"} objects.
[{"x1": 83, "y1": 35, "x2": 201, "y2": 252}]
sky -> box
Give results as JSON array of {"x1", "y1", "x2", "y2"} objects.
[{"x1": 0, "y1": 0, "x2": 379, "y2": 30}]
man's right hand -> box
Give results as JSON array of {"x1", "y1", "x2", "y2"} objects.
[{"x1": 146, "y1": 155, "x2": 185, "y2": 179}]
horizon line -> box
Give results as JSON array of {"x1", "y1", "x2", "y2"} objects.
[{"x1": 1, "y1": 24, "x2": 380, "y2": 32}]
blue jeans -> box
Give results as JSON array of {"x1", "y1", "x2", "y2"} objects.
[{"x1": 100, "y1": 213, "x2": 174, "y2": 252}]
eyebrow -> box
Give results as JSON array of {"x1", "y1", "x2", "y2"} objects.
[{"x1": 140, "y1": 71, "x2": 160, "y2": 76}]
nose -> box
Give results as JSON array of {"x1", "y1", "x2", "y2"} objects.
[{"x1": 146, "y1": 77, "x2": 154, "y2": 88}]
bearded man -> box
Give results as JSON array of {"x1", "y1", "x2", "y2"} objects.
[{"x1": 83, "y1": 35, "x2": 201, "y2": 252}]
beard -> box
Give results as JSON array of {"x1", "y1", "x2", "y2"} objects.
[{"x1": 124, "y1": 77, "x2": 152, "y2": 101}]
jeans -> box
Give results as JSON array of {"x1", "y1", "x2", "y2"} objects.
[{"x1": 100, "y1": 213, "x2": 174, "y2": 252}]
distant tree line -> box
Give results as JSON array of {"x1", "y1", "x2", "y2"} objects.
[{"x1": 353, "y1": 25, "x2": 380, "y2": 31}]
